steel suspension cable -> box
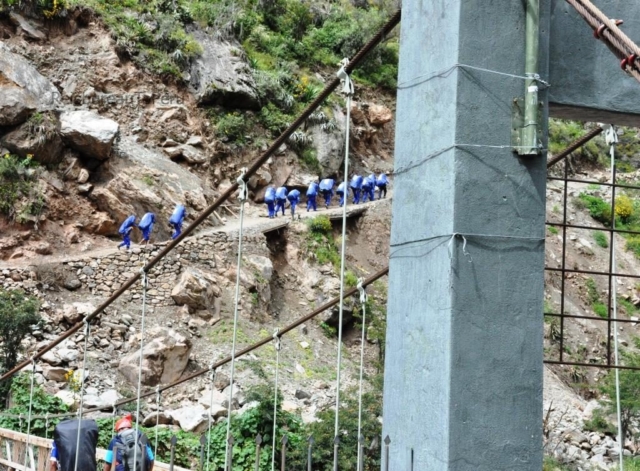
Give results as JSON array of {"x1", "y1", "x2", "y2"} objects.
[
  {"x1": 333, "y1": 61, "x2": 355, "y2": 470},
  {"x1": 0, "y1": 9, "x2": 401, "y2": 385},
  {"x1": 355, "y1": 279, "x2": 368, "y2": 471},
  {"x1": 271, "y1": 331, "x2": 281, "y2": 471},
  {"x1": 205, "y1": 366, "x2": 216, "y2": 471},
  {"x1": 73, "y1": 319, "x2": 92, "y2": 471},
  {"x1": 22, "y1": 360, "x2": 37, "y2": 470},
  {"x1": 154, "y1": 385, "x2": 161, "y2": 459},
  {"x1": 605, "y1": 124, "x2": 624, "y2": 471},
  {"x1": 132, "y1": 270, "x2": 149, "y2": 471},
  {"x1": 224, "y1": 172, "x2": 248, "y2": 471}
]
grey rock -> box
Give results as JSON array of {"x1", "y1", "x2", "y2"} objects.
[
  {"x1": 43, "y1": 366, "x2": 68, "y2": 382},
  {"x1": 295, "y1": 389, "x2": 311, "y2": 400},
  {"x1": 9, "y1": 12, "x2": 46, "y2": 41},
  {"x1": 60, "y1": 111, "x2": 119, "y2": 160},
  {"x1": 188, "y1": 30, "x2": 259, "y2": 109},
  {"x1": 0, "y1": 41, "x2": 59, "y2": 126},
  {"x1": 142, "y1": 411, "x2": 173, "y2": 427},
  {"x1": 179, "y1": 145, "x2": 207, "y2": 165},
  {"x1": 77, "y1": 169, "x2": 90, "y2": 184},
  {"x1": 310, "y1": 105, "x2": 346, "y2": 175},
  {"x1": 169, "y1": 405, "x2": 208, "y2": 433},
  {"x1": 245, "y1": 255, "x2": 273, "y2": 282},
  {"x1": 1, "y1": 119, "x2": 65, "y2": 164},
  {"x1": 171, "y1": 268, "x2": 220, "y2": 310},
  {"x1": 64, "y1": 279, "x2": 82, "y2": 291}
]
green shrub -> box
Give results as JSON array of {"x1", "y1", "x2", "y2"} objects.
[
  {"x1": 215, "y1": 112, "x2": 248, "y2": 141},
  {"x1": 594, "y1": 302, "x2": 608, "y2": 318},
  {"x1": 616, "y1": 195, "x2": 634, "y2": 222},
  {"x1": 547, "y1": 226, "x2": 558, "y2": 235},
  {"x1": 0, "y1": 154, "x2": 44, "y2": 221},
  {"x1": 308, "y1": 215, "x2": 332, "y2": 234},
  {"x1": 578, "y1": 193, "x2": 612, "y2": 226},
  {"x1": 543, "y1": 456, "x2": 571, "y2": 471},
  {"x1": 345, "y1": 270, "x2": 358, "y2": 288},
  {"x1": 593, "y1": 231, "x2": 609, "y2": 248},
  {"x1": 583, "y1": 409, "x2": 617, "y2": 436},
  {"x1": 626, "y1": 236, "x2": 640, "y2": 258}
]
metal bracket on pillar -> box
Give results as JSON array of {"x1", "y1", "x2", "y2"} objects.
[{"x1": 511, "y1": 97, "x2": 543, "y2": 155}]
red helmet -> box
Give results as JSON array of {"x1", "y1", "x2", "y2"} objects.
[{"x1": 115, "y1": 414, "x2": 133, "y2": 431}]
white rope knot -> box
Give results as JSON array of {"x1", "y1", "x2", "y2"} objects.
[
  {"x1": 601, "y1": 123, "x2": 618, "y2": 146},
  {"x1": 337, "y1": 58, "x2": 354, "y2": 96},
  {"x1": 448, "y1": 233, "x2": 472, "y2": 262},
  {"x1": 208, "y1": 364, "x2": 216, "y2": 380},
  {"x1": 237, "y1": 168, "x2": 248, "y2": 202},
  {"x1": 273, "y1": 329, "x2": 281, "y2": 351},
  {"x1": 357, "y1": 278, "x2": 367, "y2": 304},
  {"x1": 140, "y1": 269, "x2": 148, "y2": 288}
]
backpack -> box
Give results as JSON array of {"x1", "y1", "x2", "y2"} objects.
[
  {"x1": 53, "y1": 419, "x2": 98, "y2": 471},
  {"x1": 116, "y1": 429, "x2": 149, "y2": 471}
]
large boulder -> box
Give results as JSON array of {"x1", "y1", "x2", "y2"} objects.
[
  {"x1": 367, "y1": 104, "x2": 393, "y2": 126},
  {"x1": 169, "y1": 404, "x2": 208, "y2": 433},
  {"x1": 188, "y1": 29, "x2": 259, "y2": 110},
  {"x1": 118, "y1": 327, "x2": 192, "y2": 386},
  {"x1": 310, "y1": 105, "x2": 346, "y2": 175},
  {"x1": 245, "y1": 255, "x2": 273, "y2": 282},
  {"x1": 59, "y1": 111, "x2": 119, "y2": 160},
  {"x1": 0, "y1": 42, "x2": 59, "y2": 126},
  {"x1": 1, "y1": 116, "x2": 65, "y2": 164},
  {"x1": 171, "y1": 268, "x2": 220, "y2": 310},
  {"x1": 89, "y1": 137, "x2": 207, "y2": 237}
]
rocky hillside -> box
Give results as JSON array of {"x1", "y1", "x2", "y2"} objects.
[{"x1": 4, "y1": 1, "x2": 640, "y2": 470}]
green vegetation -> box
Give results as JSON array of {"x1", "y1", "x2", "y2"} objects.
[
  {"x1": 600, "y1": 350, "x2": 640, "y2": 447},
  {"x1": 0, "y1": 290, "x2": 40, "y2": 399},
  {"x1": 215, "y1": 111, "x2": 249, "y2": 141},
  {"x1": 547, "y1": 226, "x2": 558, "y2": 235},
  {"x1": 593, "y1": 230, "x2": 609, "y2": 248},
  {"x1": 0, "y1": 154, "x2": 45, "y2": 222},
  {"x1": 583, "y1": 408, "x2": 617, "y2": 436},
  {"x1": 543, "y1": 456, "x2": 572, "y2": 471},
  {"x1": 585, "y1": 277, "x2": 608, "y2": 319},
  {"x1": 0, "y1": 0, "x2": 68, "y2": 18},
  {"x1": 576, "y1": 193, "x2": 612, "y2": 226}
]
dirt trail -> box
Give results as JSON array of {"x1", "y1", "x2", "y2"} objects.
[{"x1": 0, "y1": 195, "x2": 392, "y2": 269}]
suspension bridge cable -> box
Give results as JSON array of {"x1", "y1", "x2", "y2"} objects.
[
  {"x1": 205, "y1": 365, "x2": 216, "y2": 471},
  {"x1": 0, "y1": 9, "x2": 401, "y2": 385},
  {"x1": 271, "y1": 331, "x2": 281, "y2": 471},
  {"x1": 132, "y1": 270, "x2": 149, "y2": 471},
  {"x1": 73, "y1": 319, "x2": 92, "y2": 471},
  {"x1": 355, "y1": 279, "x2": 368, "y2": 471},
  {"x1": 224, "y1": 171, "x2": 248, "y2": 471},
  {"x1": 332, "y1": 59, "x2": 355, "y2": 471},
  {"x1": 547, "y1": 126, "x2": 604, "y2": 168},
  {"x1": 0, "y1": 267, "x2": 390, "y2": 421},
  {"x1": 605, "y1": 124, "x2": 625, "y2": 471},
  {"x1": 22, "y1": 360, "x2": 36, "y2": 470}
]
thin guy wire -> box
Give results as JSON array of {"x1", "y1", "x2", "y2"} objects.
[
  {"x1": 356, "y1": 281, "x2": 367, "y2": 470},
  {"x1": 610, "y1": 139, "x2": 624, "y2": 471},
  {"x1": 271, "y1": 333, "x2": 281, "y2": 471},
  {"x1": 73, "y1": 320, "x2": 91, "y2": 471},
  {"x1": 154, "y1": 386, "x2": 161, "y2": 459},
  {"x1": 133, "y1": 270, "x2": 149, "y2": 471},
  {"x1": 22, "y1": 360, "x2": 36, "y2": 470},
  {"x1": 0, "y1": 9, "x2": 401, "y2": 385},
  {"x1": 224, "y1": 173, "x2": 248, "y2": 471},
  {"x1": 205, "y1": 366, "x2": 216, "y2": 471},
  {"x1": 333, "y1": 79, "x2": 353, "y2": 463}
]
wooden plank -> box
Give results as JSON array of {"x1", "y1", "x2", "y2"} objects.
[{"x1": 36, "y1": 446, "x2": 49, "y2": 471}]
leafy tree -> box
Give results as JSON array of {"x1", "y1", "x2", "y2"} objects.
[
  {"x1": 600, "y1": 351, "x2": 640, "y2": 447},
  {"x1": 0, "y1": 289, "x2": 40, "y2": 401}
]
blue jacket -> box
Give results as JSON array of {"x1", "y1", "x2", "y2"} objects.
[
  {"x1": 337, "y1": 182, "x2": 346, "y2": 194},
  {"x1": 319, "y1": 179, "x2": 334, "y2": 191},
  {"x1": 119, "y1": 215, "x2": 136, "y2": 235},
  {"x1": 377, "y1": 173, "x2": 388, "y2": 186},
  {"x1": 138, "y1": 213, "x2": 155, "y2": 230},
  {"x1": 306, "y1": 182, "x2": 318, "y2": 196},
  {"x1": 350, "y1": 175, "x2": 363, "y2": 189},
  {"x1": 287, "y1": 189, "x2": 300, "y2": 202},
  {"x1": 362, "y1": 176, "x2": 375, "y2": 189},
  {"x1": 275, "y1": 187, "x2": 288, "y2": 200},
  {"x1": 169, "y1": 205, "x2": 186, "y2": 224},
  {"x1": 265, "y1": 187, "x2": 276, "y2": 202}
]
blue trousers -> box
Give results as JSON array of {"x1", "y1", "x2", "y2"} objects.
[
  {"x1": 275, "y1": 198, "x2": 286, "y2": 216},
  {"x1": 321, "y1": 191, "x2": 332, "y2": 207},
  {"x1": 141, "y1": 225, "x2": 153, "y2": 242},
  {"x1": 337, "y1": 191, "x2": 345, "y2": 207},
  {"x1": 290, "y1": 202, "x2": 297, "y2": 216},
  {"x1": 306, "y1": 196, "x2": 317, "y2": 211},
  {"x1": 118, "y1": 234, "x2": 131, "y2": 249},
  {"x1": 171, "y1": 223, "x2": 182, "y2": 239},
  {"x1": 362, "y1": 187, "x2": 375, "y2": 202},
  {"x1": 352, "y1": 188, "x2": 361, "y2": 204},
  {"x1": 266, "y1": 201, "x2": 275, "y2": 218}
]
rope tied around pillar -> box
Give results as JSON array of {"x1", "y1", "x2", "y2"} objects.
[{"x1": 355, "y1": 279, "x2": 368, "y2": 471}]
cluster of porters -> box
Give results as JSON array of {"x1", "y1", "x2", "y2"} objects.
[
  {"x1": 117, "y1": 204, "x2": 187, "y2": 250},
  {"x1": 264, "y1": 172, "x2": 389, "y2": 218},
  {"x1": 48, "y1": 415, "x2": 154, "y2": 471}
]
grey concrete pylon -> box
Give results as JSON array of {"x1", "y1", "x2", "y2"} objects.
[{"x1": 382, "y1": 1, "x2": 549, "y2": 470}]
